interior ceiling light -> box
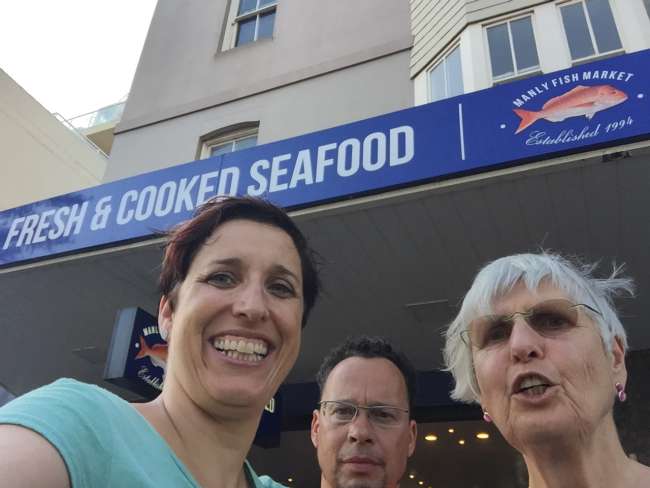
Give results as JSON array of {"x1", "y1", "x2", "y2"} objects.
[
  {"x1": 418, "y1": 481, "x2": 424, "y2": 486},
  {"x1": 448, "y1": 428, "x2": 455, "y2": 433},
  {"x1": 287, "y1": 478, "x2": 293, "y2": 483},
  {"x1": 409, "y1": 474, "x2": 415, "y2": 479},
  {"x1": 476, "y1": 432, "x2": 490, "y2": 440},
  {"x1": 458, "y1": 439, "x2": 466, "y2": 445},
  {"x1": 424, "y1": 434, "x2": 438, "y2": 441}
]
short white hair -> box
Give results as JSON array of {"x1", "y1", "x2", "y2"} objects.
[{"x1": 443, "y1": 252, "x2": 634, "y2": 404}]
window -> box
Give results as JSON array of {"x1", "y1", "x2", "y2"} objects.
[
  {"x1": 234, "y1": 0, "x2": 277, "y2": 47},
  {"x1": 559, "y1": 0, "x2": 622, "y2": 61},
  {"x1": 428, "y1": 46, "x2": 464, "y2": 102},
  {"x1": 200, "y1": 125, "x2": 258, "y2": 159},
  {"x1": 207, "y1": 133, "x2": 257, "y2": 157},
  {"x1": 486, "y1": 16, "x2": 540, "y2": 80}
]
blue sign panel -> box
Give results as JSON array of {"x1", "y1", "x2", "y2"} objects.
[
  {"x1": 104, "y1": 307, "x2": 169, "y2": 397},
  {"x1": 2, "y1": 50, "x2": 649, "y2": 266}
]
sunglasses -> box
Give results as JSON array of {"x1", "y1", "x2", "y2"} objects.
[{"x1": 461, "y1": 298, "x2": 601, "y2": 350}]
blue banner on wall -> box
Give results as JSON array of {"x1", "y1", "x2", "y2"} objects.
[
  {"x1": 2, "y1": 50, "x2": 649, "y2": 266},
  {"x1": 104, "y1": 307, "x2": 168, "y2": 395}
]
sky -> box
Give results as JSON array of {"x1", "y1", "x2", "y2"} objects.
[{"x1": 0, "y1": 0, "x2": 158, "y2": 120}]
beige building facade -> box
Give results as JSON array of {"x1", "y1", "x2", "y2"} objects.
[
  {"x1": 0, "y1": 69, "x2": 107, "y2": 211},
  {"x1": 106, "y1": 0, "x2": 413, "y2": 180}
]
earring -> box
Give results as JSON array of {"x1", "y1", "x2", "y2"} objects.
[
  {"x1": 615, "y1": 382, "x2": 627, "y2": 402},
  {"x1": 159, "y1": 326, "x2": 168, "y2": 342},
  {"x1": 483, "y1": 411, "x2": 492, "y2": 423}
]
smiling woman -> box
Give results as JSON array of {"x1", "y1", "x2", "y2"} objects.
[
  {"x1": 0, "y1": 196, "x2": 321, "y2": 488},
  {"x1": 443, "y1": 252, "x2": 650, "y2": 488}
]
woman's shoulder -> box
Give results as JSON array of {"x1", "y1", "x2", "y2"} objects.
[
  {"x1": 0, "y1": 377, "x2": 158, "y2": 464},
  {"x1": 0, "y1": 379, "x2": 200, "y2": 487},
  {"x1": 0, "y1": 378, "x2": 134, "y2": 487},
  {"x1": 0, "y1": 378, "x2": 129, "y2": 420},
  {"x1": 2, "y1": 378, "x2": 118, "y2": 401}
]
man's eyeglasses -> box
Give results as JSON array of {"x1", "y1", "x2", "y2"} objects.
[
  {"x1": 461, "y1": 298, "x2": 601, "y2": 351},
  {"x1": 318, "y1": 400, "x2": 409, "y2": 427}
]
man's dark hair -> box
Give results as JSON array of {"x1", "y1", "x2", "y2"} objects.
[{"x1": 316, "y1": 336, "x2": 417, "y2": 415}]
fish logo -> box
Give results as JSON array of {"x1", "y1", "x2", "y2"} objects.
[
  {"x1": 513, "y1": 84, "x2": 627, "y2": 134},
  {"x1": 135, "y1": 335, "x2": 168, "y2": 371}
]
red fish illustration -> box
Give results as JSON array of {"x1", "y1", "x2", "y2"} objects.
[
  {"x1": 513, "y1": 84, "x2": 628, "y2": 134},
  {"x1": 135, "y1": 335, "x2": 168, "y2": 370}
]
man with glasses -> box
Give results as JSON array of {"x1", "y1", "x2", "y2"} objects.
[{"x1": 310, "y1": 336, "x2": 417, "y2": 488}]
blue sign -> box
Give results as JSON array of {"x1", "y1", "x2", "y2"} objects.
[
  {"x1": 104, "y1": 307, "x2": 169, "y2": 397},
  {"x1": 2, "y1": 50, "x2": 649, "y2": 266}
]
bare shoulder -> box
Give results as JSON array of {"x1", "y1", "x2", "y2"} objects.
[{"x1": 0, "y1": 424, "x2": 70, "y2": 488}]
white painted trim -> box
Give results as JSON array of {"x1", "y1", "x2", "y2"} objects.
[
  {"x1": 222, "y1": 0, "x2": 239, "y2": 51},
  {"x1": 463, "y1": 24, "x2": 490, "y2": 92},
  {"x1": 457, "y1": 103, "x2": 465, "y2": 161},
  {"x1": 535, "y1": 2, "x2": 572, "y2": 73},
  {"x1": 610, "y1": 0, "x2": 650, "y2": 52}
]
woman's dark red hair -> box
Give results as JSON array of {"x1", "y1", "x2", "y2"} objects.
[{"x1": 159, "y1": 197, "x2": 320, "y2": 327}]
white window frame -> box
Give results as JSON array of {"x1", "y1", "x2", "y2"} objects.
[
  {"x1": 427, "y1": 44, "x2": 464, "y2": 103},
  {"x1": 199, "y1": 126, "x2": 259, "y2": 159},
  {"x1": 222, "y1": 0, "x2": 278, "y2": 50},
  {"x1": 484, "y1": 13, "x2": 541, "y2": 83},
  {"x1": 557, "y1": 0, "x2": 624, "y2": 63}
]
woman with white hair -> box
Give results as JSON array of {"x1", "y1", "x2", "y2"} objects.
[{"x1": 444, "y1": 252, "x2": 650, "y2": 488}]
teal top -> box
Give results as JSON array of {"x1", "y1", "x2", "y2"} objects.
[{"x1": 0, "y1": 378, "x2": 285, "y2": 488}]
